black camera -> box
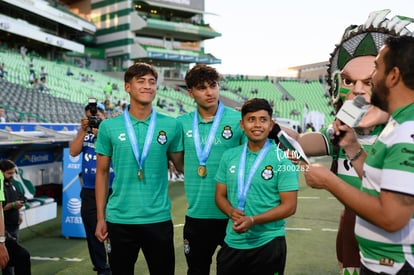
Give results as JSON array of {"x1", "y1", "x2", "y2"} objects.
[{"x1": 86, "y1": 97, "x2": 102, "y2": 132}]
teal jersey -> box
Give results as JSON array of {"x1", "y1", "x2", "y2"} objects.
[
  {"x1": 321, "y1": 125, "x2": 384, "y2": 189},
  {"x1": 355, "y1": 103, "x2": 414, "y2": 274},
  {"x1": 215, "y1": 140, "x2": 299, "y2": 249},
  {"x1": 177, "y1": 106, "x2": 244, "y2": 219},
  {"x1": 95, "y1": 111, "x2": 183, "y2": 224}
]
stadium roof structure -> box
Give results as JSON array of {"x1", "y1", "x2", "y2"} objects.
[
  {"x1": 0, "y1": 123, "x2": 77, "y2": 157},
  {"x1": 138, "y1": 0, "x2": 207, "y2": 15},
  {"x1": 91, "y1": 0, "x2": 221, "y2": 69}
]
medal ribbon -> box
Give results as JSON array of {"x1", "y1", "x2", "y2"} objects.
[
  {"x1": 123, "y1": 107, "x2": 156, "y2": 177},
  {"x1": 237, "y1": 139, "x2": 272, "y2": 211},
  {"x1": 193, "y1": 101, "x2": 224, "y2": 166}
]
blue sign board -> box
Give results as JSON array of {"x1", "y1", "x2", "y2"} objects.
[{"x1": 61, "y1": 148, "x2": 85, "y2": 238}]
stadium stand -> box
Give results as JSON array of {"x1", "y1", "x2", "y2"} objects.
[{"x1": 221, "y1": 78, "x2": 335, "y2": 128}]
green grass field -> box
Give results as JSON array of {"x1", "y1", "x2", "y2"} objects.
[{"x1": 20, "y1": 156, "x2": 342, "y2": 275}]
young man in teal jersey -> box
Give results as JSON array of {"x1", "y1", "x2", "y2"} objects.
[
  {"x1": 305, "y1": 35, "x2": 414, "y2": 274},
  {"x1": 215, "y1": 98, "x2": 298, "y2": 275},
  {"x1": 95, "y1": 62, "x2": 184, "y2": 275},
  {"x1": 177, "y1": 64, "x2": 244, "y2": 275}
]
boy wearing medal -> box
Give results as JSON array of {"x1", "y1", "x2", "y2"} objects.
[
  {"x1": 95, "y1": 62, "x2": 184, "y2": 275},
  {"x1": 215, "y1": 98, "x2": 299, "y2": 275},
  {"x1": 177, "y1": 64, "x2": 244, "y2": 274}
]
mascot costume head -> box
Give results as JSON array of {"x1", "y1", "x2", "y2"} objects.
[{"x1": 328, "y1": 9, "x2": 414, "y2": 113}]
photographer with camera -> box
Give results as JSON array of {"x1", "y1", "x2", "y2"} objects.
[
  {"x1": 0, "y1": 159, "x2": 31, "y2": 275},
  {"x1": 70, "y1": 99, "x2": 114, "y2": 275}
]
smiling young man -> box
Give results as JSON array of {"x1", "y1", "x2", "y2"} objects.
[
  {"x1": 215, "y1": 98, "x2": 299, "y2": 275},
  {"x1": 95, "y1": 62, "x2": 183, "y2": 275}
]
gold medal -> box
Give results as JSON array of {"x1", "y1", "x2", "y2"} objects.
[
  {"x1": 197, "y1": 166, "x2": 207, "y2": 177},
  {"x1": 138, "y1": 170, "x2": 143, "y2": 180}
]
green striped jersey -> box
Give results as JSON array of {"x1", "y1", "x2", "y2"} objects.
[{"x1": 355, "y1": 103, "x2": 414, "y2": 273}]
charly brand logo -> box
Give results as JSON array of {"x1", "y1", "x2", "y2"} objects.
[{"x1": 118, "y1": 133, "x2": 126, "y2": 141}]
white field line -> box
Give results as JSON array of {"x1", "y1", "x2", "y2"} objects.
[{"x1": 31, "y1": 256, "x2": 83, "y2": 262}]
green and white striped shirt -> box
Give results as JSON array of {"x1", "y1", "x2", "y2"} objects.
[{"x1": 356, "y1": 103, "x2": 414, "y2": 274}]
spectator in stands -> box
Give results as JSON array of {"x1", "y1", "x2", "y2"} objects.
[
  {"x1": 32, "y1": 77, "x2": 40, "y2": 91},
  {"x1": 28, "y1": 72, "x2": 35, "y2": 86},
  {"x1": 119, "y1": 97, "x2": 128, "y2": 106},
  {"x1": 0, "y1": 108, "x2": 6, "y2": 123},
  {"x1": 28, "y1": 58, "x2": 34, "y2": 75},
  {"x1": 269, "y1": 10, "x2": 412, "y2": 275},
  {"x1": 103, "y1": 99, "x2": 113, "y2": 111},
  {"x1": 95, "y1": 62, "x2": 183, "y2": 275},
  {"x1": 177, "y1": 100, "x2": 186, "y2": 114},
  {"x1": 70, "y1": 102, "x2": 113, "y2": 275},
  {"x1": 38, "y1": 77, "x2": 48, "y2": 93},
  {"x1": 167, "y1": 103, "x2": 175, "y2": 112},
  {"x1": 111, "y1": 96, "x2": 119, "y2": 107},
  {"x1": 305, "y1": 123, "x2": 315, "y2": 132},
  {"x1": 104, "y1": 82, "x2": 112, "y2": 99},
  {"x1": 66, "y1": 67, "x2": 74, "y2": 76},
  {"x1": 0, "y1": 160, "x2": 31, "y2": 275},
  {"x1": 156, "y1": 98, "x2": 166, "y2": 109},
  {"x1": 111, "y1": 83, "x2": 119, "y2": 91},
  {"x1": 215, "y1": 98, "x2": 298, "y2": 275},
  {"x1": 20, "y1": 46, "x2": 26, "y2": 60},
  {"x1": 39, "y1": 66, "x2": 47, "y2": 80},
  {"x1": 177, "y1": 64, "x2": 244, "y2": 274},
  {"x1": 0, "y1": 63, "x2": 7, "y2": 79},
  {"x1": 289, "y1": 109, "x2": 300, "y2": 116}
]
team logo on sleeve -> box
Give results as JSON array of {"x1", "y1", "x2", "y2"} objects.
[
  {"x1": 222, "y1": 126, "x2": 233, "y2": 140},
  {"x1": 157, "y1": 131, "x2": 167, "y2": 145},
  {"x1": 261, "y1": 165, "x2": 274, "y2": 180}
]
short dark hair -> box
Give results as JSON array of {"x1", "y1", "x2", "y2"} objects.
[
  {"x1": 124, "y1": 62, "x2": 158, "y2": 83},
  {"x1": 241, "y1": 98, "x2": 273, "y2": 118},
  {"x1": 383, "y1": 35, "x2": 414, "y2": 89},
  {"x1": 185, "y1": 64, "x2": 220, "y2": 89},
  {"x1": 0, "y1": 159, "x2": 16, "y2": 172}
]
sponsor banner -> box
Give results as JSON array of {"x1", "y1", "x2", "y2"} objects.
[
  {"x1": 0, "y1": 122, "x2": 78, "y2": 132},
  {"x1": 16, "y1": 151, "x2": 54, "y2": 166},
  {"x1": 61, "y1": 148, "x2": 85, "y2": 238}
]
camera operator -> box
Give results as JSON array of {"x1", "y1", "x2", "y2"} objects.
[{"x1": 70, "y1": 101, "x2": 114, "y2": 275}]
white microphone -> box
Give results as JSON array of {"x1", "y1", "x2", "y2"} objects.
[{"x1": 336, "y1": 95, "x2": 369, "y2": 127}]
